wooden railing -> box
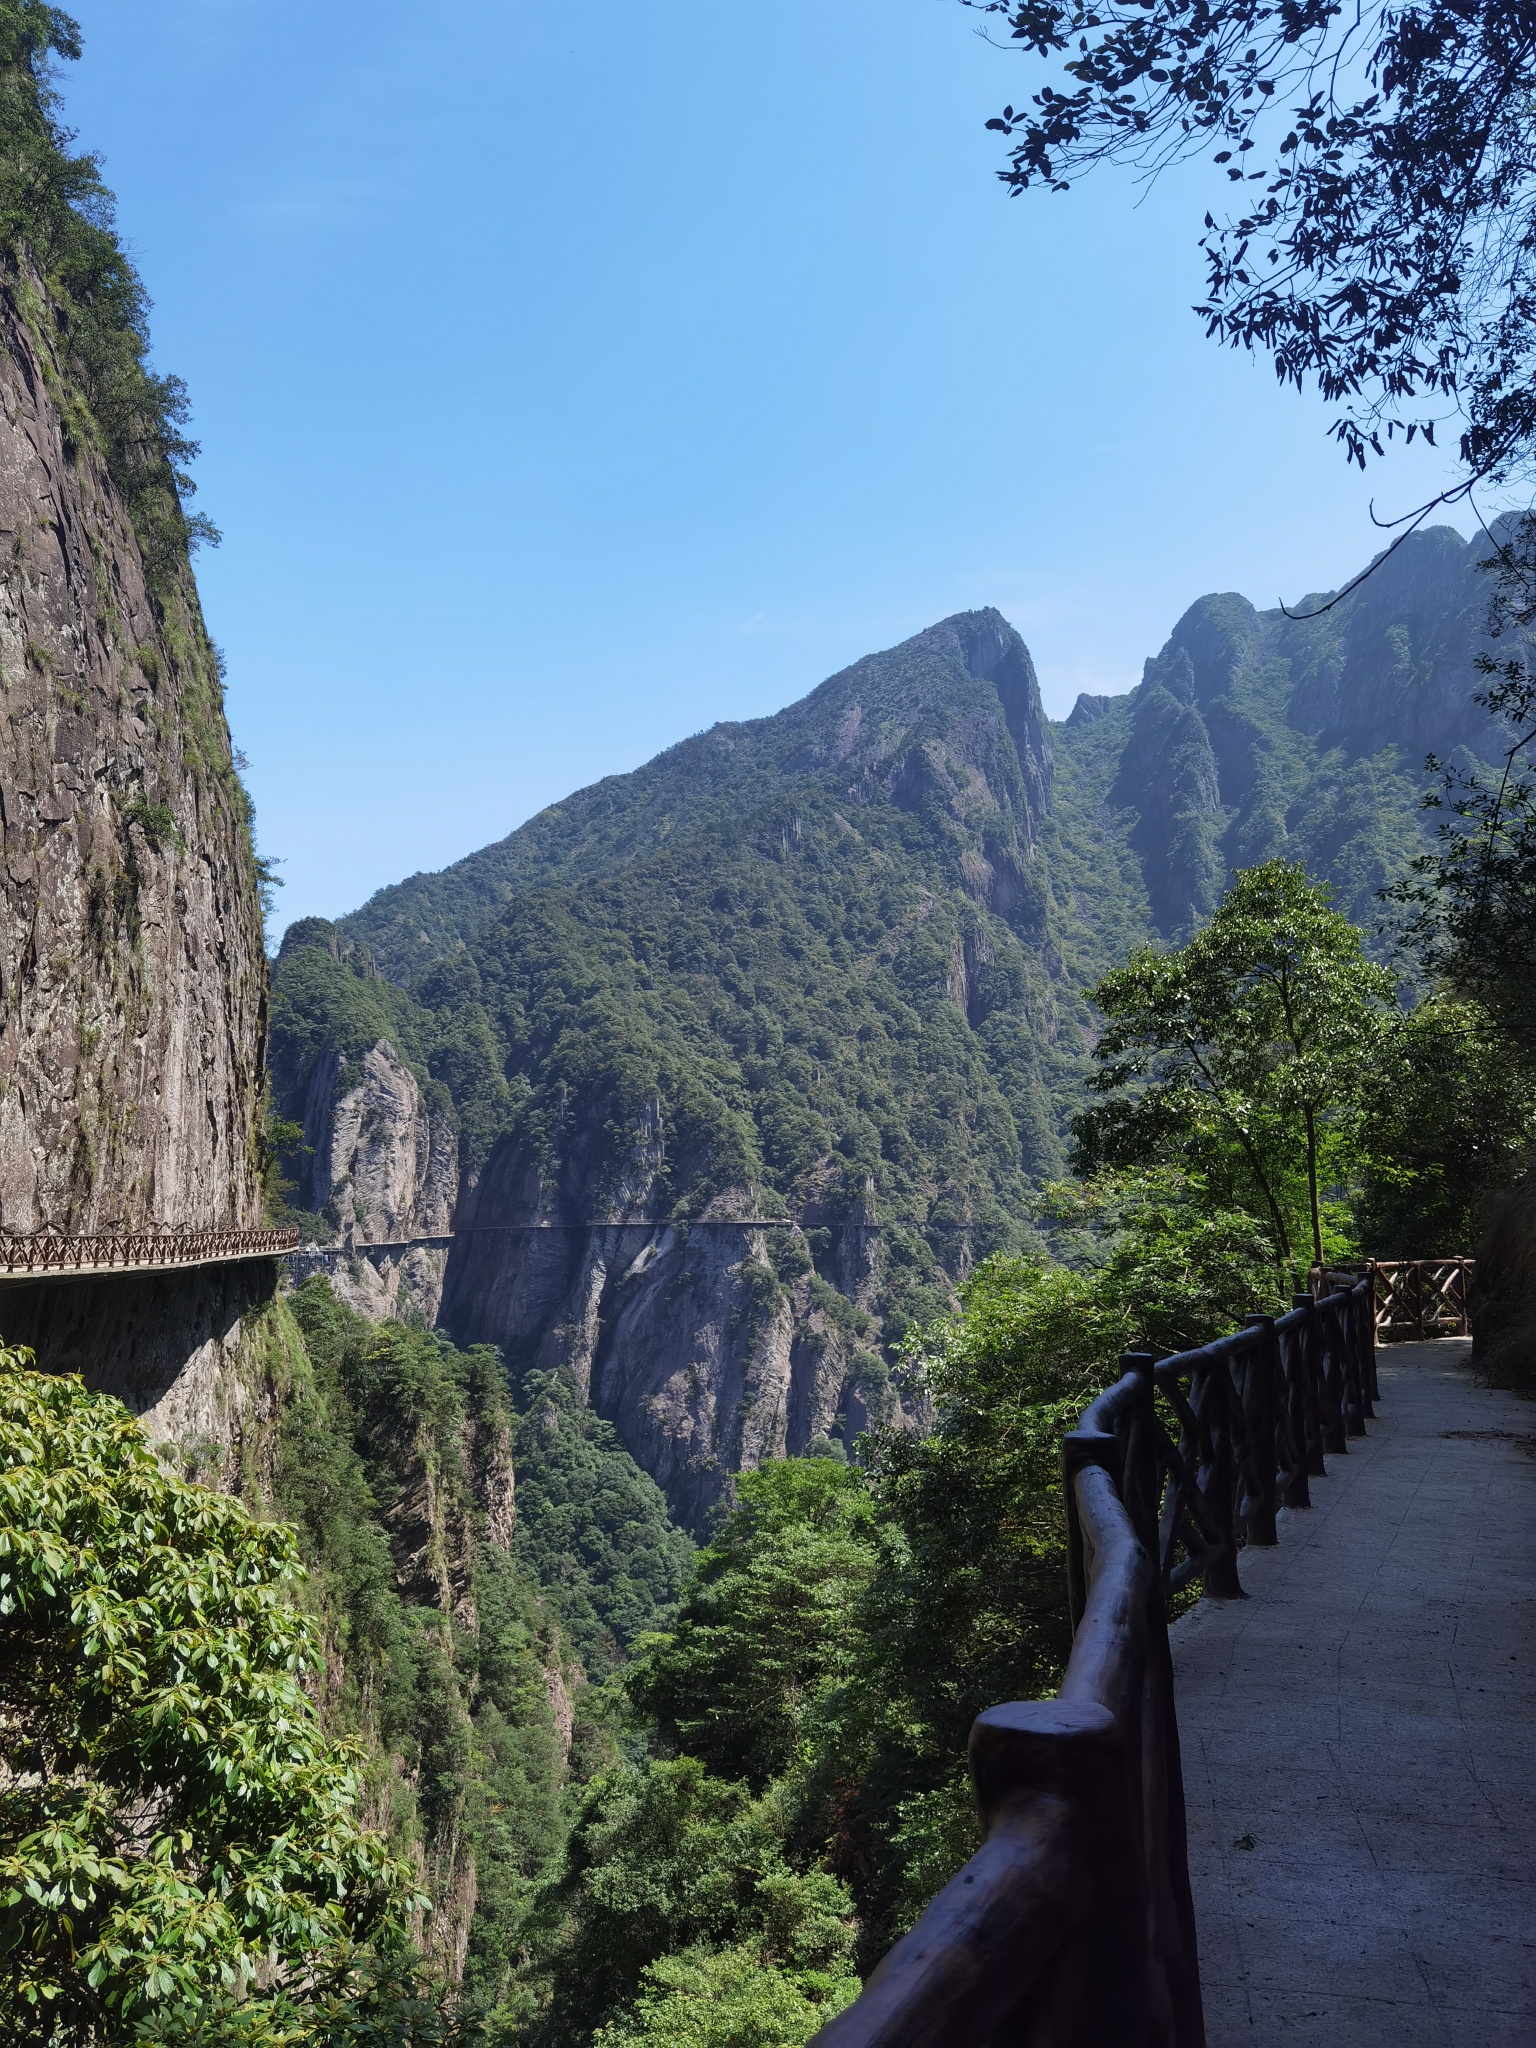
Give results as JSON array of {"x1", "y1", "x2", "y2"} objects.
[
  {"x1": 1371, "y1": 1258, "x2": 1474, "y2": 1341},
  {"x1": 0, "y1": 1228, "x2": 300, "y2": 1279},
  {"x1": 813, "y1": 1274, "x2": 1377, "y2": 2048}
]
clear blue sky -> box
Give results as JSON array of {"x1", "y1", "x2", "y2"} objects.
[{"x1": 66, "y1": 0, "x2": 1474, "y2": 939}]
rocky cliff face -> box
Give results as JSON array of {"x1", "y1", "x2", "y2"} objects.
[
  {"x1": 0, "y1": 253, "x2": 270, "y2": 1456},
  {"x1": 0, "y1": 264, "x2": 266, "y2": 1236},
  {"x1": 291, "y1": 1037, "x2": 458, "y2": 1320},
  {"x1": 441, "y1": 1113, "x2": 888, "y2": 1531}
]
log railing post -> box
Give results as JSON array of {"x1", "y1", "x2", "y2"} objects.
[
  {"x1": 1315, "y1": 1293, "x2": 1349, "y2": 1455},
  {"x1": 1331, "y1": 1292, "x2": 1367, "y2": 1438},
  {"x1": 1354, "y1": 1275, "x2": 1377, "y2": 1416},
  {"x1": 1234, "y1": 1323, "x2": 1279, "y2": 1545},
  {"x1": 1272, "y1": 1308, "x2": 1311, "y2": 1510},
  {"x1": 1290, "y1": 1292, "x2": 1328, "y2": 1480}
]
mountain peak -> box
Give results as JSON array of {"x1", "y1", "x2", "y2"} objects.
[{"x1": 341, "y1": 609, "x2": 1053, "y2": 982}]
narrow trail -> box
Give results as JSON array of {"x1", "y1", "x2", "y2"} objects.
[{"x1": 1172, "y1": 1338, "x2": 1535, "y2": 2046}]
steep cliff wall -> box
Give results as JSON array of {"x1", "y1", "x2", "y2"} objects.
[
  {"x1": 0, "y1": 265, "x2": 266, "y2": 1236},
  {"x1": 0, "y1": 144, "x2": 269, "y2": 1461},
  {"x1": 291, "y1": 1037, "x2": 458, "y2": 1320}
]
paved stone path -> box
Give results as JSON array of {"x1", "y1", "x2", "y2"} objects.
[{"x1": 1171, "y1": 1338, "x2": 1535, "y2": 2047}]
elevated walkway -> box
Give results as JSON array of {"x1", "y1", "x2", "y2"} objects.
[
  {"x1": 1174, "y1": 1339, "x2": 1535, "y2": 2046},
  {"x1": 0, "y1": 1229, "x2": 299, "y2": 1284}
]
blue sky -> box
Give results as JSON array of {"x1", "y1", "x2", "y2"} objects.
[{"x1": 66, "y1": 0, "x2": 1475, "y2": 938}]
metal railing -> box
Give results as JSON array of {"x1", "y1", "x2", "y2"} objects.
[
  {"x1": 813, "y1": 1274, "x2": 1377, "y2": 2048},
  {"x1": 0, "y1": 1228, "x2": 300, "y2": 1279}
]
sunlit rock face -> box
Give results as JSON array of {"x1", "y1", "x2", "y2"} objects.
[{"x1": 0, "y1": 267, "x2": 266, "y2": 1239}]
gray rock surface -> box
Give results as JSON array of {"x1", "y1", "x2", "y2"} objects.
[
  {"x1": 0, "y1": 262, "x2": 269, "y2": 1460},
  {"x1": 0, "y1": 267, "x2": 266, "y2": 1237},
  {"x1": 0, "y1": 1263, "x2": 279, "y2": 1477},
  {"x1": 300, "y1": 1038, "x2": 457, "y2": 1319},
  {"x1": 1173, "y1": 1339, "x2": 1535, "y2": 2046},
  {"x1": 442, "y1": 1136, "x2": 889, "y2": 1531}
]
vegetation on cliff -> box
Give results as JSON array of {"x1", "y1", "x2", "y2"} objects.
[{"x1": 0, "y1": 2, "x2": 217, "y2": 573}]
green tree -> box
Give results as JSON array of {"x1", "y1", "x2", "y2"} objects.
[
  {"x1": 1394, "y1": 591, "x2": 1536, "y2": 1071},
  {"x1": 967, "y1": 0, "x2": 1536, "y2": 500},
  {"x1": 533, "y1": 1758, "x2": 857, "y2": 2047},
  {"x1": 0, "y1": 1346, "x2": 422, "y2": 2042},
  {"x1": 591, "y1": 1938, "x2": 858, "y2": 2048},
  {"x1": 1076, "y1": 861, "x2": 1394, "y2": 1268},
  {"x1": 1354, "y1": 995, "x2": 1536, "y2": 1254},
  {"x1": 628, "y1": 1462, "x2": 877, "y2": 1792}
]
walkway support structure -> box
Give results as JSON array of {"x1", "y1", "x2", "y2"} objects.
[{"x1": 812, "y1": 1275, "x2": 1376, "y2": 2048}]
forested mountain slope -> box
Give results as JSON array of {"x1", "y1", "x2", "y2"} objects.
[{"x1": 273, "y1": 527, "x2": 1512, "y2": 1525}]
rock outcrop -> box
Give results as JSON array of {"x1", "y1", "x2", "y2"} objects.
[
  {"x1": 292, "y1": 1038, "x2": 458, "y2": 1320},
  {"x1": 440, "y1": 1105, "x2": 894, "y2": 1531}
]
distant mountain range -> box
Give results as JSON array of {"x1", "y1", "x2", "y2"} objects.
[{"x1": 271, "y1": 525, "x2": 1512, "y2": 1525}]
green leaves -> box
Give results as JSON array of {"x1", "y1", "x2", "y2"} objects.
[
  {"x1": 628, "y1": 1462, "x2": 876, "y2": 1792},
  {"x1": 1077, "y1": 860, "x2": 1394, "y2": 1265},
  {"x1": 0, "y1": 1345, "x2": 420, "y2": 2042}
]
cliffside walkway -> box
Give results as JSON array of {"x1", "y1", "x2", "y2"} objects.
[
  {"x1": 1174, "y1": 1337, "x2": 1536, "y2": 2046},
  {"x1": 0, "y1": 1228, "x2": 299, "y2": 1283}
]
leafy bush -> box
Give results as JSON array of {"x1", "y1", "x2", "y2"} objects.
[
  {"x1": 591, "y1": 1939, "x2": 858, "y2": 2048},
  {"x1": 0, "y1": 1345, "x2": 419, "y2": 2041}
]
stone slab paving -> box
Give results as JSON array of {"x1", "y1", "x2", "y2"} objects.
[{"x1": 1171, "y1": 1338, "x2": 1535, "y2": 2047}]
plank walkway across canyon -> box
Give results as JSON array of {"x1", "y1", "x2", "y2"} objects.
[{"x1": 1172, "y1": 1338, "x2": 1535, "y2": 2046}]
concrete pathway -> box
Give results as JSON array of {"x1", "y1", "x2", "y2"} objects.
[{"x1": 1171, "y1": 1339, "x2": 1536, "y2": 2047}]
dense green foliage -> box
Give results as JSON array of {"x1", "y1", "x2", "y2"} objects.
[
  {"x1": 509, "y1": 1370, "x2": 694, "y2": 1681},
  {"x1": 534, "y1": 1756, "x2": 860, "y2": 2045},
  {"x1": 1353, "y1": 996, "x2": 1536, "y2": 1255},
  {"x1": 631, "y1": 1461, "x2": 878, "y2": 1795},
  {"x1": 277, "y1": 1284, "x2": 586, "y2": 2037},
  {"x1": 0, "y1": 1344, "x2": 420, "y2": 2041}
]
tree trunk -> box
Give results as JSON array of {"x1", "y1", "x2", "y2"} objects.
[{"x1": 1303, "y1": 1103, "x2": 1323, "y2": 1268}]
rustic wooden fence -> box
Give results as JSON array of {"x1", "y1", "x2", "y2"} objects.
[
  {"x1": 0, "y1": 1228, "x2": 299, "y2": 1279},
  {"x1": 1371, "y1": 1258, "x2": 1474, "y2": 1341},
  {"x1": 812, "y1": 1273, "x2": 1377, "y2": 2048}
]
